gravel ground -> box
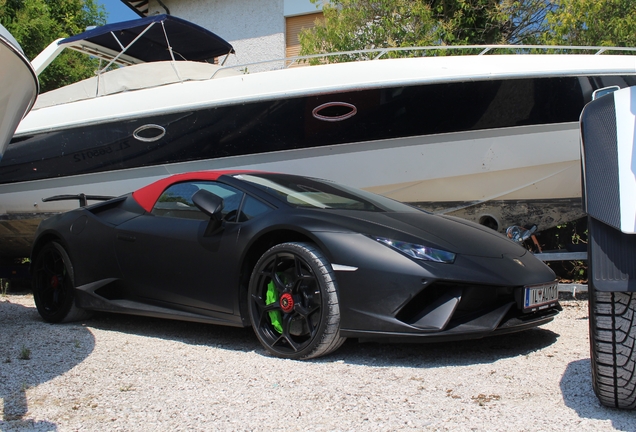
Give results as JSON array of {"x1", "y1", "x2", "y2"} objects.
[{"x1": 0, "y1": 291, "x2": 634, "y2": 432}]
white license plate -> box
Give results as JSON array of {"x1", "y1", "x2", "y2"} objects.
[{"x1": 524, "y1": 282, "x2": 559, "y2": 311}]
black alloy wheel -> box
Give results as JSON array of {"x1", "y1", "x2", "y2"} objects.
[
  {"x1": 32, "y1": 242, "x2": 90, "y2": 323},
  {"x1": 248, "y1": 242, "x2": 345, "y2": 360}
]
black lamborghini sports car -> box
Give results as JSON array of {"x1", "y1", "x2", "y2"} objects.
[{"x1": 31, "y1": 171, "x2": 561, "y2": 359}]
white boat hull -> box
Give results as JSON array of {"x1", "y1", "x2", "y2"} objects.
[{"x1": 0, "y1": 53, "x2": 634, "y2": 257}]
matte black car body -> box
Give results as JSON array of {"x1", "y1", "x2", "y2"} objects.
[{"x1": 31, "y1": 170, "x2": 560, "y2": 359}]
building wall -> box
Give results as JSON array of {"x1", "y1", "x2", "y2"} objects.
[{"x1": 147, "y1": 0, "x2": 323, "y2": 70}]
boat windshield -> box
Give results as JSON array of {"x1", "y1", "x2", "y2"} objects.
[{"x1": 233, "y1": 173, "x2": 422, "y2": 212}]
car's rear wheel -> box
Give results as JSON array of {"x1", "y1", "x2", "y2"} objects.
[
  {"x1": 248, "y1": 242, "x2": 345, "y2": 360},
  {"x1": 589, "y1": 289, "x2": 636, "y2": 409},
  {"x1": 32, "y1": 242, "x2": 91, "y2": 323}
]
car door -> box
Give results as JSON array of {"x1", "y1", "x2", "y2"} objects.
[{"x1": 114, "y1": 181, "x2": 247, "y2": 314}]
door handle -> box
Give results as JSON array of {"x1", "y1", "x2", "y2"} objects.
[{"x1": 116, "y1": 233, "x2": 136, "y2": 242}]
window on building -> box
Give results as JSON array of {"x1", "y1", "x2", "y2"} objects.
[{"x1": 285, "y1": 12, "x2": 323, "y2": 65}]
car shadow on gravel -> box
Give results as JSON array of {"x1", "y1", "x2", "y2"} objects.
[
  {"x1": 86, "y1": 311, "x2": 558, "y2": 368},
  {"x1": 332, "y1": 328, "x2": 559, "y2": 367},
  {"x1": 0, "y1": 297, "x2": 95, "y2": 431},
  {"x1": 87, "y1": 311, "x2": 257, "y2": 351},
  {"x1": 560, "y1": 359, "x2": 636, "y2": 430}
]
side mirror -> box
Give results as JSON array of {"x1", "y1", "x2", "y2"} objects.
[
  {"x1": 192, "y1": 189, "x2": 223, "y2": 216},
  {"x1": 192, "y1": 189, "x2": 224, "y2": 235}
]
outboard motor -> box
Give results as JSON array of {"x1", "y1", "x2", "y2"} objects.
[{"x1": 579, "y1": 86, "x2": 636, "y2": 409}]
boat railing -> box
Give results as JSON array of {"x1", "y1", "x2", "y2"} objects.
[{"x1": 214, "y1": 44, "x2": 636, "y2": 75}]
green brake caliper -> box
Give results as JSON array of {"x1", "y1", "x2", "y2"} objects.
[{"x1": 265, "y1": 280, "x2": 283, "y2": 333}]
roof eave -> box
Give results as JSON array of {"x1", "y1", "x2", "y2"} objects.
[{"x1": 121, "y1": 0, "x2": 148, "y2": 17}]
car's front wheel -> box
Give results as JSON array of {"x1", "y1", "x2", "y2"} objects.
[
  {"x1": 32, "y1": 242, "x2": 91, "y2": 323},
  {"x1": 248, "y1": 242, "x2": 345, "y2": 360},
  {"x1": 589, "y1": 289, "x2": 636, "y2": 409}
]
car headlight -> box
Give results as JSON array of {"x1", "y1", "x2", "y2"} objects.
[{"x1": 374, "y1": 237, "x2": 456, "y2": 263}]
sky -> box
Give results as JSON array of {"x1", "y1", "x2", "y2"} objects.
[{"x1": 97, "y1": 0, "x2": 140, "y2": 23}]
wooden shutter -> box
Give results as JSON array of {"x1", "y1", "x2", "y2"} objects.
[{"x1": 286, "y1": 12, "x2": 323, "y2": 60}]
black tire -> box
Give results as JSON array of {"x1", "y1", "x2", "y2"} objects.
[
  {"x1": 248, "y1": 242, "x2": 345, "y2": 360},
  {"x1": 32, "y1": 242, "x2": 91, "y2": 323},
  {"x1": 589, "y1": 290, "x2": 636, "y2": 409}
]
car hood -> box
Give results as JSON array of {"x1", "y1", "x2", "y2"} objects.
[{"x1": 320, "y1": 210, "x2": 527, "y2": 258}]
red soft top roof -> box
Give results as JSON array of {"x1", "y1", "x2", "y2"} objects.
[{"x1": 132, "y1": 170, "x2": 258, "y2": 212}]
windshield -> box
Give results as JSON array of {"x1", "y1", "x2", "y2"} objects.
[{"x1": 233, "y1": 173, "x2": 423, "y2": 212}]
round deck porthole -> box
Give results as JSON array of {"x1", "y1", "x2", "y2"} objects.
[
  {"x1": 312, "y1": 102, "x2": 357, "y2": 122},
  {"x1": 478, "y1": 215, "x2": 500, "y2": 231},
  {"x1": 133, "y1": 124, "x2": 166, "y2": 142}
]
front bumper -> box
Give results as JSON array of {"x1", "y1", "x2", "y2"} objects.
[
  {"x1": 339, "y1": 279, "x2": 561, "y2": 341},
  {"x1": 317, "y1": 231, "x2": 560, "y2": 340}
]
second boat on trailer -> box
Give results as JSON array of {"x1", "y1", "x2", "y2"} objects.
[
  {"x1": 0, "y1": 24, "x2": 38, "y2": 159},
  {"x1": 0, "y1": 14, "x2": 635, "y2": 258}
]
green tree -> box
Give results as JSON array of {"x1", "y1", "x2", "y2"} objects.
[
  {"x1": 496, "y1": 0, "x2": 556, "y2": 44},
  {"x1": 299, "y1": 0, "x2": 438, "y2": 59},
  {"x1": 429, "y1": 0, "x2": 509, "y2": 44},
  {"x1": 299, "y1": 0, "x2": 540, "y2": 59},
  {"x1": 0, "y1": 0, "x2": 106, "y2": 92},
  {"x1": 299, "y1": 0, "x2": 636, "y2": 57},
  {"x1": 542, "y1": 0, "x2": 636, "y2": 47}
]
